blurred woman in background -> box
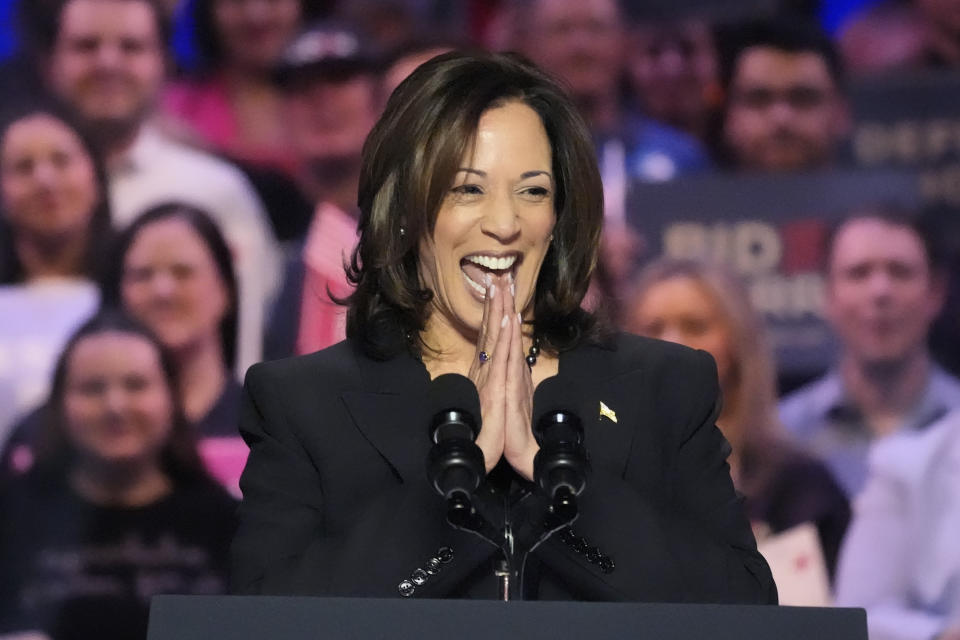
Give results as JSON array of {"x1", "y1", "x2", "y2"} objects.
[
  {"x1": 0, "y1": 310, "x2": 235, "y2": 640},
  {"x1": 164, "y1": 0, "x2": 326, "y2": 174},
  {"x1": 0, "y1": 105, "x2": 112, "y2": 442},
  {"x1": 624, "y1": 257, "x2": 850, "y2": 577},
  {"x1": 103, "y1": 203, "x2": 239, "y2": 437}
]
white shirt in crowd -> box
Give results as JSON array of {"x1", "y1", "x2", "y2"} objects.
[
  {"x1": 836, "y1": 409, "x2": 960, "y2": 640},
  {"x1": 0, "y1": 279, "x2": 99, "y2": 443}
]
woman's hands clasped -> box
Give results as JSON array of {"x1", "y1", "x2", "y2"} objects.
[{"x1": 468, "y1": 273, "x2": 539, "y2": 481}]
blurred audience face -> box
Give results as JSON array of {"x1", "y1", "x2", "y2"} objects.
[
  {"x1": 213, "y1": 0, "x2": 302, "y2": 72},
  {"x1": 382, "y1": 47, "x2": 451, "y2": 100},
  {"x1": 520, "y1": 0, "x2": 624, "y2": 104},
  {"x1": 1, "y1": 113, "x2": 98, "y2": 243},
  {"x1": 285, "y1": 75, "x2": 379, "y2": 198},
  {"x1": 46, "y1": 0, "x2": 165, "y2": 138},
  {"x1": 916, "y1": 0, "x2": 960, "y2": 36},
  {"x1": 628, "y1": 20, "x2": 717, "y2": 134},
  {"x1": 625, "y1": 274, "x2": 734, "y2": 386},
  {"x1": 723, "y1": 46, "x2": 848, "y2": 171},
  {"x1": 63, "y1": 330, "x2": 173, "y2": 469},
  {"x1": 121, "y1": 217, "x2": 231, "y2": 355},
  {"x1": 160, "y1": 0, "x2": 183, "y2": 15},
  {"x1": 826, "y1": 217, "x2": 944, "y2": 370},
  {"x1": 839, "y1": 3, "x2": 927, "y2": 75}
]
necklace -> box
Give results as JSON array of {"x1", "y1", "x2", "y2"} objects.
[{"x1": 526, "y1": 335, "x2": 541, "y2": 368}]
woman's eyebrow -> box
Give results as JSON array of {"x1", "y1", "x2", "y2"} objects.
[
  {"x1": 455, "y1": 168, "x2": 552, "y2": 180},
  {"x1": 521, "y1": 170, "x2": 552, "y2": 180}
]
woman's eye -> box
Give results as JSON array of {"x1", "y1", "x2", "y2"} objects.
[
  {"x1": 73, "y1": 379, "x2": 106, "y2": 396},
  {"x1": 681, "y1": 319, "x2": 709, "y2": 336},
  {"x1": 449, "y1": 184, "x2": 484, "y2": 202},
  {"x1": 521, "y1": 186, "x2": 551, "y2": 200},
  {"x1": 124, "y1": 375, "x2": 149, "y2": 392},
  {"x1": 451, "y1": 184, "x2": 483, "y2": 195}
]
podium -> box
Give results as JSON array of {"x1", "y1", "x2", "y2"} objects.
[{"x1": 148, "y1": 596, "x2": 866, "y2": 640}]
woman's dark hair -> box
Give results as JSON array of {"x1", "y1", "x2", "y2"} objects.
[
  {"x1": 0, "y1": 101, "x2": 114, "y2": 284},
  {"x1": 31, "y1": 308, "x2": 208, "y2": 485},
  {"x1": 101, "y1": 202, "x2": 239, "y2": 369},
  {"x1": 716, "y1": 18, "x2": 844, "y2": 92},
  {"x1": 345, "y1": 51, "x2": 606, "y2": 359},
  {"x1": 191, "y1": 0, "x2": 329, "y2": 73}
]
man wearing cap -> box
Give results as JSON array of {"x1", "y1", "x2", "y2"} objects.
[{"x1": 264, "y1": 23, "x2": 382, "y2": 359}]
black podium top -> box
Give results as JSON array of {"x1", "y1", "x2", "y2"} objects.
[{"x1": 148, "y1": 596, "x2": 866, "y2": 640}]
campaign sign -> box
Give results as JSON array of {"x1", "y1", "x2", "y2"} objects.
[
  {"x1": 626, "y1": 169, "x2": 919, "y2": 380},
  {"x1": 850, "y1": 70, "x2": 960, "y2": 206}
]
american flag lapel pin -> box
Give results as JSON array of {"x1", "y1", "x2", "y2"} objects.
[{"x1": 599, "y1": 401, "x2": 617, "y2": 423}]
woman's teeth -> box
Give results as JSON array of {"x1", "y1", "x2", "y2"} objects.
[
  {"x1": 465, "y1": 254, "x2": 517, "y2": 270},
  {"x1": 464, "y1": 272, "x2": 487, "y2": 295}
]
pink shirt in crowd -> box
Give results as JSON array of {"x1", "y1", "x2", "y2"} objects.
[{"x1": 296, "y1": 203, "x2": 359, "y2": 355}]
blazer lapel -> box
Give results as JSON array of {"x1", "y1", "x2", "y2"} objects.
[
  {"x1": 340, "y1": 390, "x2": 429, "y2": 483},
  {"x1": 339, "y1": 348, "x2": 433, "y2": 484},
  {"x1": 557, "y1": 343, "x2": 641, "y2": 480}
]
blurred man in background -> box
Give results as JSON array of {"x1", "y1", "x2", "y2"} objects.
[
  {"x1": 914, "y1": 0, "x2": 960, "y2": 67},
  {"x1": 508, "y1": 0, "x2": 709, "y2": 184},
  {"x1": 264, "y1": 23, "x2": 380, "y2": 359},
  {"x1": 276, "y1": 25, "x2": 379, "y2": 215},
  {"x1": 626, "y1": 12, "x2": 720, "y2": 144},
  {"x1": 719, "y1": 19, "x2": 850, "y2": 172},
  {"x1": 779, "y1": 210, "x2": 960, "y2": 497},
  {"x1": 40, "y1": 0, "x2": 280, "y2": 372},
  {"x1": 503, "y1": 0, "x2": 711, "y2": 307}
]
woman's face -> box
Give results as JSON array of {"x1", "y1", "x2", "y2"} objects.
[
  {"x1": 0, "y1": 114, "x2": 98, "y2": 240},
  {"x1": 63, "y1": 331, "x2": 174, "y2": 468},
  {"x1": 627, "y1": 275, "x2": 735, "y2": 385},
  {"x1": 213, "y1": 0, "x2": 302, "y2": 71},
  {"x1": 121, "y1": 217, "x2": 231, "y2": 356},
  {"x1": 418, "y1": 101, "x2": 556, "y2": 334}
]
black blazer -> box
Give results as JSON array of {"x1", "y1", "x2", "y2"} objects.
[{"x1": 231, "y1": 333, "x2": 777, "y2": 603}]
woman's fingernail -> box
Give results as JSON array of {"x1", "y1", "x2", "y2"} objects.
[
  {"x1": 501, "y1": 314, "x2": 508, "y2": 328},
  {"x1": 517, "y1": 312, "x2": 522, "y2": 324},
  {"x1": 510, "y1": 282, "x2": 515, "y2": 297},
  {"x1": 484, "y1": 273, "x2": 492, "y2": 285},
  {"x1": 489, "y1": 283, "x2": 496, "y2": 297}
]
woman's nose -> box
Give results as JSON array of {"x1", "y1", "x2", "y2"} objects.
[
  {"x1": 480, "y1": 193, "x2": 521, "y2": 242},
  {"x1": 103, "y1": 384, "x2": 128, "y2": 415},
  {"x1": 149, "y1": 270, "x2": 177, "y2": 298},
  {"x1": 660, "y1": 326, "x2": 689, "y2": 347}
]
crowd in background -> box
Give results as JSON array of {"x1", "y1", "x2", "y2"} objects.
[{"x1": 1, "y1": 0, "x2": 960, "y2": 638}]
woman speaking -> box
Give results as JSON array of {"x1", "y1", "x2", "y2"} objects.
[{"x1": 231, "y1": 51, "x2": 776, "y2": 603}]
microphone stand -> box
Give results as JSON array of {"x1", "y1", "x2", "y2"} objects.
[
  {"x1": 442, "y1": 476, "x2": 579, "y2": 601},
  {"x1": 425, "y1": 391, "x2": 585, "y2": 600}
]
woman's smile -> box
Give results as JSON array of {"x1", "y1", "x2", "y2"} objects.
[{"x1": 460, "y1": 251, "x2": 522, "y2": 301}]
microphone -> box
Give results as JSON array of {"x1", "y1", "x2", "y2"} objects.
[
  {"x1": 532, "y1": 376, "x2": 589, "y2": 521},
  {"x1": 425, "y1": 374, "x2": 485, "y2": 527}
]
